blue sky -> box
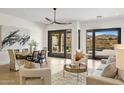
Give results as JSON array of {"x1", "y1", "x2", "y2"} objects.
[{"x1": 87, "y1": 31, "x2": 118, "y2": 36}]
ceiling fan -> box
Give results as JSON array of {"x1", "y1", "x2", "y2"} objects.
[{"x1": 45, "y1": 8, "x2": 72, "y2": 25}]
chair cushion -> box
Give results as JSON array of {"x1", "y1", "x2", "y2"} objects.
[{"x1": 101, "y1": 63, "x2": 118, "y2": 78}]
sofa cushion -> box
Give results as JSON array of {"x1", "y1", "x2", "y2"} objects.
[
  {"x1": 87, "y1": 75, "x2": 124, "y2": 85},
  {"x1": 115, "y1": 69, "x2": 124, "y2": 82},
  {"x1": 107, "y1": 55, "x2": 116, "y2": 64},
  {"x1": 96, "y1": 64, "x2": 108, "y2": 70},
  {"x1": 101, "y1": 59, "x2": 108, "y2": 64},
  {"x1": 101, "y1": 63, "x2": 117, "y2": 78}
]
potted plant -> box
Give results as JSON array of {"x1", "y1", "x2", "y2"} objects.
[{"x1": 28, "y1": 40, "x2": 38, "y2": 53}]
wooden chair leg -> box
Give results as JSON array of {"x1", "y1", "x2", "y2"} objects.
[
  {"x1": 45, "y1": 58, "x2": 47, "y2": 64},
  {"x1": 40, "y1": 63, "x2": 42, "y2": 68}
]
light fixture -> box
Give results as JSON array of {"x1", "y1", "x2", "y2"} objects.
[
  {"x1": 96, "y1": 16, "x2": 102, "y2": 19},
  {"x1": 45, "y1": 8, "x2": 72, "y2": 25}
]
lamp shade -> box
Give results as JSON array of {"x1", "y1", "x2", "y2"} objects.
[{"x1": 116, "y1": 49, "x2": 124, "y2": 70}]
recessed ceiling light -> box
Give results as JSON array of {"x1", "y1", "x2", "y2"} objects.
[{"x1": 97, "y1": 16, "x2": 102, "y2": 19}]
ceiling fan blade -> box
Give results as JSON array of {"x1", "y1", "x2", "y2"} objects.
[
  {"x1": 45, "y1": 22, "x2": 54, "y2": 25},
  {"x1": 44, "y1": 8, "x2": 72, "y2": 25},
  {"x1": 45, "y1": 17, "x2": 53, "y2": 22},
  {"x1": 54, "y1": 21, "x2": 72, "y2": 25}
]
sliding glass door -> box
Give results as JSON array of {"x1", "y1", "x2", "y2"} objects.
[
  {"x1": 86, "y1": 32, "x2": 93, "y2": 58},
  {"x1": 86, "y1": 28, "x2": 121, "y2": 59},
  {"x1": 48, "y1": 30, "x2": 71, "y2": 58},
  {"x1": 66, "y1": 30, "x2": 72, "y2": 58}
]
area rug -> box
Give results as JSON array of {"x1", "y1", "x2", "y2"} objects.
[
  {"x1": 52, "y1": 71, "x2": 86, "y2": 85},
  {"x1": 0, "y1": 64, "x2": 86, "y2": 85}
]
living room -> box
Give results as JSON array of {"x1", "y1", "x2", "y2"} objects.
[{"x1": 0, "y1": 0, "x2": 124, "y2": 92}]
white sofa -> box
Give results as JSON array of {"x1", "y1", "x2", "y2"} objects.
[
  {"x1": 86, "y1": 64, "x2": 124, "y2": 85},
  {"x1": 95, "y1": 49, "x2": 115, "y2": 59}
]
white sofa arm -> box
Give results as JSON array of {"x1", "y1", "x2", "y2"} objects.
[
  {"x1": 101, "y1": 59, "x2": 108, "y2": 64},
  {"x1": 86, "y1": 75, "x2": 124, "y2": 85}
]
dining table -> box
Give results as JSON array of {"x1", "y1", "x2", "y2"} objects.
[{"x1": 15, "y1": 52, "x2": 32, "y2": 59}]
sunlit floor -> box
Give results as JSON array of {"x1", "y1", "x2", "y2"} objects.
[
  {"x1": 48, "y1": 57, "x2": 101, "y2": 75},
  {"x1": 0, "y1": 57, "x2": 101, "y2": 84}
]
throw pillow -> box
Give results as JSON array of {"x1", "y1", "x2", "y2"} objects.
[
  {"x1": 101, "y1": 63, "x2": 118, "y2": 78},
  {"x1": 75, "y1": 51, "x2": 82, "y2": 61},
  {"x1": 115, "y1": 69, "x2": 124, "y2": 82},
  {"x1": 107, "y1": 55, "x2": 116, "y2": 64}
]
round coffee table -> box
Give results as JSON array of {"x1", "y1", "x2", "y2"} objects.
[{"x1": 63, "y1": 63, "x2": 87, "y2": 81}]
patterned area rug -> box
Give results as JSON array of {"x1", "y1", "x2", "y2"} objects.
[{"x1": 52, "y1": 71, "x2": 86, "y2": 85}]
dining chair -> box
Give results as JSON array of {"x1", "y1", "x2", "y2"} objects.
[
  {"x1": 14, "y1": 49, "x2": 25, "y2": 59},
  {"x1": 14, "y1": 49, "x2": 20, "y2": 53},
  {"x1": 8, "y1": 49, "x2": 20, "y2": 71},
  {"x1": 39, "y1": 50, "x2": 47, "y2": 64},
  {"x1": 22, "y1": 48, "x2": 28, "y2": 52},
  {"x1": 26, "y1": 51, "x2": 40, "y2": 63}
]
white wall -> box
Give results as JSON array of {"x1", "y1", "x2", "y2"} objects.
[
  {"x1": 0, "y1": 13, "x2": 45, "y2": 50},
  {"x1": 1, "y1": 25, "x2": 31, "y2": 50},
  {"x1": 43, "y1": 21, "x2": 80, "y2": 58},
  {"x1": 0, "y1": 13, "x2": 45, "y2": 64},
  {"x1": 81, "y1": 19, "x2": 124, "y2": 52}
]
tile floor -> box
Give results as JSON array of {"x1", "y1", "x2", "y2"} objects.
[{"x1": 0, "y1": 57, "x2": 101, "y2": 85}]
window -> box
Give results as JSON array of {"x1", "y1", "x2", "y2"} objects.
[
  {"x1": 48, "y1": 29, "x2": 72, "y2": 58},
  {"x1": 86, "y1": 28, "x2": 121, "y2": 59}
]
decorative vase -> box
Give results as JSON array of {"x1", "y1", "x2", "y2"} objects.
[{"x1": 33, "y1": 46, "x2": 37, "y2": 51}]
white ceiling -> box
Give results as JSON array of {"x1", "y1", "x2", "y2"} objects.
[{"x1": 0, "y1": 8, "x2": 124, "y2": 24}]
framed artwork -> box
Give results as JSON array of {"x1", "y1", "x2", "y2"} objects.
[{"x1": 0, "y1": 25, "x2": 30, "y2": 50}]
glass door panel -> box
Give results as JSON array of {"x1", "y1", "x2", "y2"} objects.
[
  {"x1": 86, "y1": 32, "x2": 93, "y2": 58},
  {"x1": 86, "y1": 28, "x2": 121, "y2": 59},
  {"x1": 95, "y1": 31, "x2": 118, "y2": 59},
  {"x1": 48, "y1": 30, "x2": 72, "y2": 58},
  {"x1": 52, "y1": 33, "x2": 59, "y2": 53},
  {"x1": 48, "y1": 31, "x2": 65, "y2": 57},
  {"x1": 51, "y1": 33, "x2": 64, "y2": 53},
  {"x1": 66, "y1": 31, "x2": 72, "y2": 58}
]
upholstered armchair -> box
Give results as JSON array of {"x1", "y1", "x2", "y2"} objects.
[{"x1": 19, "y1": 64, "x2": 51, "y2": 85}]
